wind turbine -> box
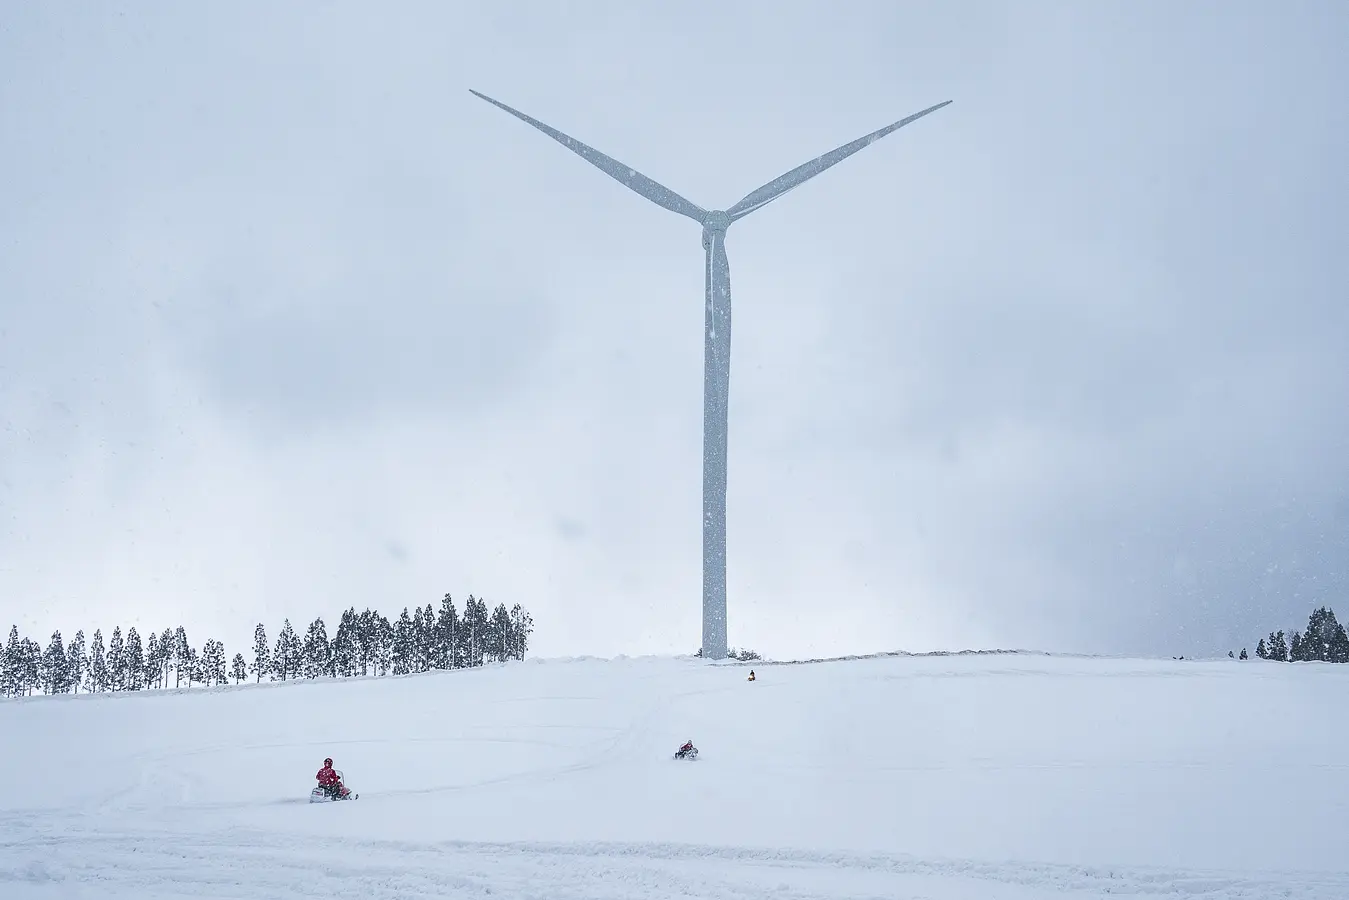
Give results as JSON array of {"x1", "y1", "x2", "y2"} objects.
[{"x1": 470, "y1": 89, "x2": 951, "y2": 660}]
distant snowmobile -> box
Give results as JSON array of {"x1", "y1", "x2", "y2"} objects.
[
  {"x1": 673, "y1": 740, "x2": 699, "y2": 761},
  {"x1": 310, "y1": 757, "x2": 358, "y2": 802},
  {"x1": 310, "y1": 771, "x2": 358, "y2": 802}
]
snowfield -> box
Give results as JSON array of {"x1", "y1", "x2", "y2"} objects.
[{"x1": 3, "y1": 652, "x2": 1349, "y2": 899}]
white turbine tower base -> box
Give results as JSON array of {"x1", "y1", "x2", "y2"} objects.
[{"x1": 470, "y1": 89, "x2": 951, "y2": 660}]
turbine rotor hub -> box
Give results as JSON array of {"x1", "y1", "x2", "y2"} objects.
[{"x1": 703, "y1": 210, "x2": 732, "y2": 231}]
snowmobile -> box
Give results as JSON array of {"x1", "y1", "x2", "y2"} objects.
[
  {"x1": 309, "y1": 770, "x2": 358, "y2": 802},
  {"x1": 673, "y1": 743, "x2": 699, "y2": 761}
]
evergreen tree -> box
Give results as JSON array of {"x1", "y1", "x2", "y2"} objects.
[
  {"x1": 436, "y1": 594, "x2": 460, "y2": 669},
  {"x1": 65, "y1": 630, "x2": 86, "y2": 693},
  {"x1": 273, "y1": 619, "x2": 302, "y2": 681},
  {"x1": 412, "y1": 605, "x2": 430, "y2": 672},
  {"x1": 373, "y1": 614, "x2": 394, "y2": 675},
  {"x1": 331, "y1": 609, "x2": 356, "y2": 677},
  {"x1": 173, "y1": 626, "x2": 191, "y2": 688},
  {"x1": 1256, "y1": 638, "x2": 1268, "y2": 659},
  {"x1": 422, "y1": 603, "x2": 436, "y2": 669},
  {"x1": 508, "y1": 602, "x2": 533, "y2": 661},
  {"x1": 251, "y1": 623, "x2": 270, "y2": 683},
  {"x1": 1269, "y1": 630, "x2": 1289, "y2": 662},
  {"x1": 392, "y1": 608, "x2": 414, "y2": 675},
  {"x1": 201, "y1": 639, "x2": 227, "y2": 686},
  {"x1": 1320, "y1": 609, "x2": 1349, "y2": 663},
  {"x1": 1239, "y1": 647, "x2": 1248, "y2": 660},
  {"x1": 41, "y1": 630, "x2": 69, "y2": 694},
  {"x1": 1289, "y1": 630, "x2": 1306, "y2": 661},
  {"x1": 183, "y1": 645, "x2": 200, "y2": 686},
  {"x1": 489, "y1": 603, "x2": 513, "y2": 663},
  {"x1": 144, "y1": 631, "x2": 161, "y2": 689},
  {"x1": 303, "y1": 618, "x2": 331, "y2": 678},
  {"x1": 357, "y1": 609, "x2": 378, "y2": 676},
  {"x1": 108, "y1": 626, "x2": 126, "y2": 691},
  {"x1": 159, "y1": 628, "x2": 175, "y2": 687},
  {"x1": 462, "y1": 595, "x2": 489, "y2": 667},
  {"x1": 231, "y1": 652, "x2": 248, "y2": 684},
  {"x1": 19, "y1": 638, "x2": 42, "y2": 695},
  {"x1": 4, "y1": 625, "x2": 22, "y2": 696},
  {"x1": 87, "y1": 629, "x2": 107, "y2": 693},
  {"x1": 125, "y1": 627, "x2": 144, "y2": 690}
]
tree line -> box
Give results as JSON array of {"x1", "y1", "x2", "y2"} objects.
[
  {"x1": 0, "y1": 594, "x2": 533, "y2": 698},
  {"x1": 1228, "y1": 605, "x2": 1349, "y2": 663}
]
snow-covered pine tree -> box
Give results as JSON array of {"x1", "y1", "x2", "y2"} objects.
[
  {"x1": 373, "y1": 614, "x2": 394, "y2": 675},
  {"x1": 125, "y1": 627, "x2": 144, "y2": 690},
  {"x1": 421, "y1": 603, "x2": 436, "y2": 671},
  {"x1": 357, "y1": 609, "x2": 379, "y2": 676},
  {"x1": 172, "y1": 626, "x2": 192, "y2": 687},
  {"x1": 1239, "y1": 647, "x2": 1248, "y2": 660},
  {"x1": 19, "y1": 638, "x2": 41, "y2": 695},
  {"x1": 508, "y1": 604, "x2": 533, "y2": 661},
  {"x1": 436, "y1": 594, "x2": 459, "y2": 670},
  {"x1": 108, "y1": 626, "x2": 126, "y2": 691},
  {"x1": 65, "y1": 630, "x2": 86, "y2": 693},
  {"x1": 1302, "y1": 608, "x2": 1332, "y2": 661},
  {"x1": 144, "y1": 631, "x2": 161, "y2": 689},
  {"x1": 330, "y1": 609, "x2": 355, "y2": 677},
  {"x1": 251, "y1": 623, "x2": 269, "y2": 683},
  {"x1": 41, "y1": 631, "x2": 68, "y2": 694},
  {"x1": 303, "y1": 618, "x2": 330, "y2": 679},
  {"x1": 1256, "y1": 638, "x2": 1268, "y2": 659},
  {"x1": 273, "y1": 619, "x2": 301, "y2": 681},
  {"x1": 1322, "y1": 609, "x2": 1349, "y2": 663},
  {"x1": 231, "y1": 652, "x2": 247, "y2": 684},
  {"x1": 183, "y1": 644, "x2": 200, "y2": 686},
  {"x1": 196, "y1": 640, "x2": 212, "y2": 686},
  {"x1": 489, "y1": 603, "x2": 512, "y2": 663},
  {"x1": 392, "y1": 608, "x2": 413, "y2": 675},
  {"x1": 204, "y1": 639, "x2": 228, "y2": 685},
  {"x1": 87, "y1": 629, "x2": 107, "y2": 692},
  {"x1": 4, "y1": 625, "x2": 22, "y2": 696},
  {"x1": 159, "y1": 628, "x2": 174, "y2": 687},
  {"x1": 7, "y1": 636, "x2": 24, "y2": 696},
  {"x1": 285, "y1": 623, "x2": 302, "y2": 678},
  {"x1": 1268, "y1": 631, "x2": 1289, "y2": 661},
  {"x1": 1289, "y1": 630, "x2": 1306, "y2": 661},
  {"x1": 411, "y1": 606, "x2": 427, "y2": 673},
  {"x1": 461, "y1": 596, "x2": 489, "y2": 667},
  {"x1": 196, "y1": 640, "x2": 211, "y2": 686}
]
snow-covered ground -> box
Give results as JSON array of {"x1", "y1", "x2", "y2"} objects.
[{"x1": 3, "y1": 652, "x2": 1348, "y2": 898}]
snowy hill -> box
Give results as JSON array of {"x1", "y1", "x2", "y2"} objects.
[{"x1": 3, "y1": 652, "x2": 1348, "y2": 899}]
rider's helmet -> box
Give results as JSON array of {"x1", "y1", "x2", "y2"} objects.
[{"x1": 324, "y1": 757, "x2": 333, "y2": 767}]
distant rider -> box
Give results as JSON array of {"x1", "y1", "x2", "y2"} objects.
[
  {"x1": 677, "y1": 739, "x2": 695, "y2": 758},
  {"x1": 316, "y1": 757, "x2": 348, "y2": 799}
]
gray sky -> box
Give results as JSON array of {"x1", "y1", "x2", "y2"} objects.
[{"x1": 2, "y1": 1, "x2": 1346, "y2": 661}]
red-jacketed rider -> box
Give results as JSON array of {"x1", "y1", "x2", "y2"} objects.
[{"x1": 316, "y1": 757, "x2": 348, "y2": 798}]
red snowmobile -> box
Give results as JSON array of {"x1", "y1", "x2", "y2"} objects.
[
  {"x1": 310, "y1": 757, "x2": 358, "y2": 802},
  {"x1": 673, "y1": 740, "x2": 699, "y2": 761}
]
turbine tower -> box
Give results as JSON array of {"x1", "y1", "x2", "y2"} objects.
[{"x1": 470, "y1": 89, "x2": 951, "y2": 660}]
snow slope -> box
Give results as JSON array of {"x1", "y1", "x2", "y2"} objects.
[{"x1": 3, "y1": 652, "x2": 1349, "y2": 898}]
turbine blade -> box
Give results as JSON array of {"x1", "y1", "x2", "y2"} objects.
[
  {"x1": 726, "y1": 100, "x2": 952, "y2": 221},
  {"x1": 469, "y1": 90, "x2": 707, "y2": 223}
]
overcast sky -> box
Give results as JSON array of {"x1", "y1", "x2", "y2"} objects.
[{"x1": 2, "y1": 1, "x2": 1346, "y2": 662}]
